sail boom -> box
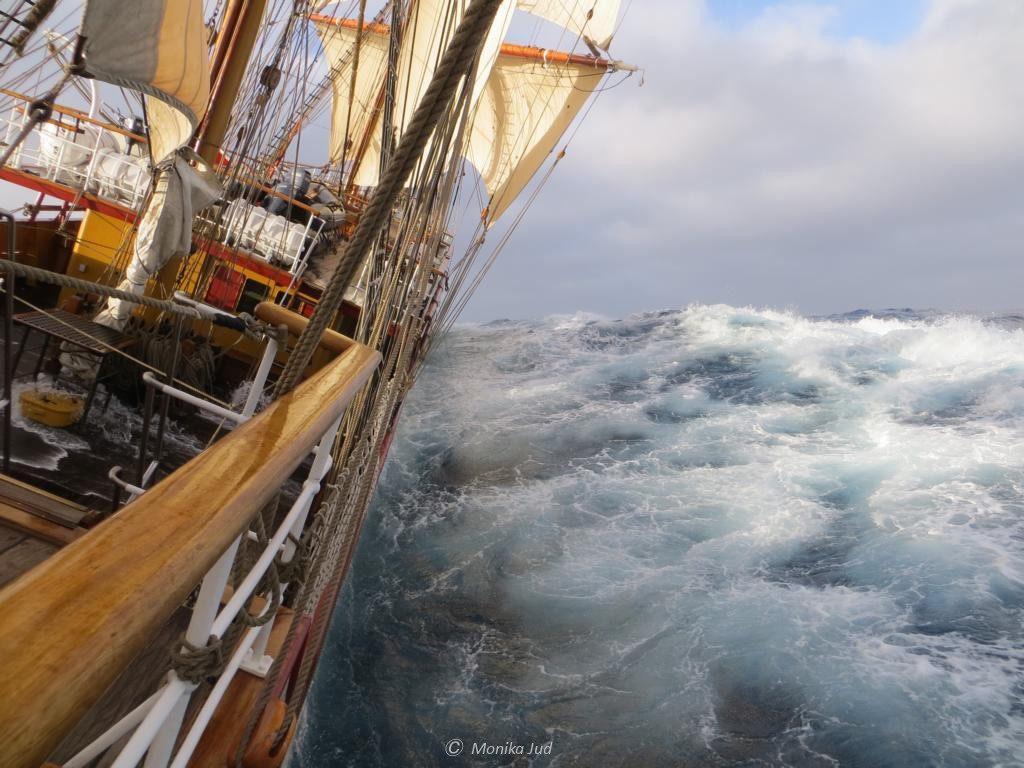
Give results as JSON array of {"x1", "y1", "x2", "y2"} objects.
[
  {"x1": 308, "y1": 13, "x2": 390, "y2": 36},
  {"x1": 498, "y1": 43, "x2": 609, "y2": 69}
]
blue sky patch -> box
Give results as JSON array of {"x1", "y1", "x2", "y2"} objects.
[{"x1": 708, "y1": 0, "x2": 927, "y2": 44}]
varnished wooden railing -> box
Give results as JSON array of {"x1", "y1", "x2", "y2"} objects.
[{"x1": 0, "y1": 341, "x2": 380, "y2": 767}]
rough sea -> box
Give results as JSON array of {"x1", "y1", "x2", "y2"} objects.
[{"x1": 292, "y1": 305, "x2": 1024, "y2": 768}]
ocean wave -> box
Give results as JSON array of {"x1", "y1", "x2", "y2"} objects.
[{"x1": 297, "y1": 305, "x2": 1024, "y2": 767}]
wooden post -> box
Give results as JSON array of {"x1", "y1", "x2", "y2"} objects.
[{"x1": 195, "y1": 0, "x2": 270, "y2": 165}]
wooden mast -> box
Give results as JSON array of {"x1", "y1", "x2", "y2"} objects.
[
  {"x1": 153, "y1": 0, "x2": 268, "y2": 299},
  {"x1": 195, "y1": 0, "x2": 270, "y2": 166}
]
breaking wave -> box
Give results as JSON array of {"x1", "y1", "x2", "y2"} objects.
[{"x1": 295, "y1": 305, "x2": 1024, "y2": 767}]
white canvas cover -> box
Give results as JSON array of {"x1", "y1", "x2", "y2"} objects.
[{"x1": 93, "y1": 155, "x2": 221, "y2": 328}]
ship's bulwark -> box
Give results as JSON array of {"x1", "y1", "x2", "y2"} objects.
[{"x1": 294, "y1": 304, "x2": 1024, "y2": 767}]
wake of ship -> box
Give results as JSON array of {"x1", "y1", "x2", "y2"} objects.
[{"x1": 294, "y1": 304, "x2": 1024, "y2": 767}]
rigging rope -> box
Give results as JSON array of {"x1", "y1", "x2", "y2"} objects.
[
  {"x1": 272, "y1": 0, "x2": 506, "y2": 398},
  {"x1": 0, "y1": 259, "x2": 202, "y2": 318}
]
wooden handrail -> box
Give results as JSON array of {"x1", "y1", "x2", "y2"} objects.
[
  {"x1": 0, "y1": 342, "x2": 380, "y2": 767},
  {"x1": 255, "y1": 301, "x2": 352, "y2": 355}
]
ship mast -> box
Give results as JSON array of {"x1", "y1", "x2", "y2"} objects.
[
  {"x1": 195, "y1": 0, "x2": 269, "y2": 165},
  {"x1": 150, "y1": 0, "x2": 268, "y2": 298}
]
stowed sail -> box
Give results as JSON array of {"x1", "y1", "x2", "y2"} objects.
[
  {"x1": 315, "y1": 0, "x2": 620, "y2": 225},
  {"x1": 80, "y1": 0, "x2": 221, "y2": 329}
]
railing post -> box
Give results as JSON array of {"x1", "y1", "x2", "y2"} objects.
[
  {"x1": 135, "y1": 530, "x2": 243, "y2": 767},
  {"x1": 1, "y1": 209, "x2": 14, "y2": 474},
  {"x1": 240, "y1": 413, "x2": 342, "y2": 678},
  {"x1": 141, "y1": 694, "x2": 189, "y2": 768},
  {"x1": 241, "y1": 333, "x2": 278, "y2": 419},
  {"x1": 82, "y1": 126, "x2": 105, "y2": 194}
]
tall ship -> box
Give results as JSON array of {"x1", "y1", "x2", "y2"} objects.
[{"x1": 0, "y1": 0, "x2": 635, "y2": 765}]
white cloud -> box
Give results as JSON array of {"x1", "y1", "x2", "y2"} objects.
[{"x1": 464, "y1": 0, "x2": 1024, "y2": 320}]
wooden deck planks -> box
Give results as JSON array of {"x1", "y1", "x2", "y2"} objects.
[{"x1": 0, "y1": 531, "x2": 56, "y2": 588}]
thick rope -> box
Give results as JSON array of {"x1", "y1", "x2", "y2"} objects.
[
  {"x1": 0, "y1": 259, "x2": 202, "y2": 319},
  {"x1": 7, "y1": 0, "x2": 58, "y2": 55},
  {"x1": 272, "y1": 0, "x2": 505, "y2": 398}
]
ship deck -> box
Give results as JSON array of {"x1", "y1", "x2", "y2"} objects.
[
  {"x1": 0, "y1": 473, "x2": 84, "y2": 587},
  {"x1": 0, "y1": 310, "x2": 316, "y2": 763}
]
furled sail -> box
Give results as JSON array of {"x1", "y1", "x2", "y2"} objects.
[
  {"x1": 516, "y1": 0, "x2": 621, "y2": 50},
  {"x1": 466, "y1": 50, "x2": 607, "y2": 225},
  {"x1": 76, "y1": 0, "x2": 220, "y2": 337},
  {"x1": 80, "y1": 0, "x2": 211, "y2": 163}
]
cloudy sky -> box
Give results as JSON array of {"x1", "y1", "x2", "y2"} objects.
[{"x1": 459, "y1": 0, "x2": 1024, "y2": 321}]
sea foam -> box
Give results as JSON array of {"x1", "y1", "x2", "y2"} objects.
[{"x1": 296, "y1": 305, "x2": 1024, "y2": 767}]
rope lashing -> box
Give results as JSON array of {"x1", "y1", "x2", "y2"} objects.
[
  {"x1": 272, "y1": 0, "x2": 506, "y2": 398},
  {"x1": 170, "y1": 635, "x2": 225, "y2": 685}
]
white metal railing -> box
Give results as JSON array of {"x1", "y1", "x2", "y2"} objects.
[
  {"x1": 64, "y1": 331, "x2": 311, "y2": 767},
  {"x1": 199, "y1": 196, "x2": 326, "y2": 277},
  {"x1": 108, "y1": 310, "x2": 281, "y2": 503},
  {"x1": 1, "y1": 102, "x2": 150, "y2": 210},
  {"x1": 0, "y1": 337, "x2": 380, "y2": 768},
  {"x1": 63, "y1": 337, "x2": 339, "y2": 768}
]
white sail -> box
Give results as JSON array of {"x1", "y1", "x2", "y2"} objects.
[
  {"x1": 466, "y1": 51, "x2": 606, "y2": 225},
  {"x1": 314, "y1": 18, "x2": 391, "y2": 174},
  {"x1": 472, "y1": 0, "x2": 516, "y2": 107},
  {"x1": 393, "y1": 0, "x2": 470, "y2": 132},
  {"x1": 517, "y1": 0, "x2": 621, "y2": 49},
  {"x1": 318, "y1": 0, "x2": 612, "y2": 193},
  {"x1": 346, "y1": 0, "x2": 472, "y2": 187}
]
